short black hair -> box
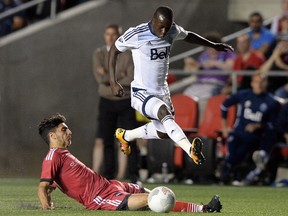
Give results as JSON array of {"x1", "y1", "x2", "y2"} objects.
[
  {"x1": 153, "y1": 6, "x2": 173, "y2": 21},
  {"x1": 38, "y1": 114, "x2": 66, "y2": 145},
  {"x1": 249, "y1": 12, "x2": 263, "y2": 23}
]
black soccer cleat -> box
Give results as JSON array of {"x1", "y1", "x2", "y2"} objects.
[{"x1": 203, "y1": 195, "x2": 222, "y2": 213}]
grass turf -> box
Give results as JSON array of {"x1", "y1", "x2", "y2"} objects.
[{"x1": 0, "y1": 178, "x2": 288, "y2": 215}]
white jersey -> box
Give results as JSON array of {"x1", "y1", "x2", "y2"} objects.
[{"x1": 115, "y1": 22, "x2": 188, "y2": 95}]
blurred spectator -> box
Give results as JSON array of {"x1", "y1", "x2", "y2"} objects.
[
  {"x1": 26, "y1": 0, "x2": 61, "y2": 21},
  {"x1": 0, "y1": 0, "x2": 89, "y2": 37},
  {"x1": 248, "y1": 12, "x2": 276, "y2": 58},
  {"x1": 271, "y1": 0, "x2": 288, "y2": 36},
  {"x1": 21, "y1": 0, "x2": 38, "y2": 23},
  {"x1": 220, "y1": 73, "x2": 280, "y2": 185},
  {"x1": 92, "y1": 24, "x2": 140, "y2": 184},
  {"x1": 183, "y1": 31, "x2": 236, "y2": 100},
  {"x1": 183, "y1": 56, "x2": 199, "y2": 72},
  {"x1": 182, "y1": 57, "x2": 199, "y2": 84},
  {"x1": 22, "y1": 0, "x2": 88, "y2": 22},
  {"x1": 259, "y1": 35, "x2": 288, "y2": 96},
  {"x1": 230, "y1": 34, "x2": 265, "y2": 90},
  {"x1": 0, "y1": 0, "x2": 27, "y2": 37}
]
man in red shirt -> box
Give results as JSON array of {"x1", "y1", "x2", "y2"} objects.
[
  {"x1": 38, "y1": 113, "x2": 222, "y2": 212},
  {"x1": 233, "y1": 34, "x2": 265, "y2": 89}
]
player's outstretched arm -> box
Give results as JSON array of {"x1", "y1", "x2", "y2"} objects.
[
  {"x1": 108, "y1": 44, "x2": 125, "y2": 97},
  {"x1": 184, "y1": 31, "x2": 234, "y2": 52},
  {"x1": 38, "y1": 181, "x2": 54, "y2": 210}
]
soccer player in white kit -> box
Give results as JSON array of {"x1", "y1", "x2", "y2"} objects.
[{"x1": 109, "y1": 6, "x2": 234, "y2": 165}]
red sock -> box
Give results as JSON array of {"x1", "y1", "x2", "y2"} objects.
[{"x1": 172, "y1": 200, "x2": 203, "y2": 212}]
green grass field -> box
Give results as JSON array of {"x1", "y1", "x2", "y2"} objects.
[{"x1": 1, "y1": 178, "x2": 288, "y2": 216}]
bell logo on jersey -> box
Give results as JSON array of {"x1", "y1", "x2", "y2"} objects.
[
  {"x1": 150, "y1": 46, "x2": 170, "y2": 60},
  {"x1": 244, "y1": 108, "x2": 263, "y2": 122}
]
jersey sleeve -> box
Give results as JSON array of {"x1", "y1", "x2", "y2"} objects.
[
  {"x1": 40, "y1": 150, "x2": 61, "y2": 184},
  {"x1": 115, "y1": 27, "x2": 139, "y2": 52},
  {"x1": 221, "y1": 91, "x2": 245, "y2": 118},
  {"x1": 172, "y1": 23, "x2": 189, "y2": 41}
]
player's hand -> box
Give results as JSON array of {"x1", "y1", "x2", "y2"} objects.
[
  {"x1": 222, "y1": 129, "x2": 228, "y2": 139},
  {"x1": 214, "y1": 43, "x2": 234, "y2": 52},
  {"x1": 111, "y1": 82, "x2": 125, "y2": 97},
  {"x1": 39, "y1": 204, "x2": 53, "y2": 210},
  {"x1": 222, "y1": 127, "x2": 231, "y2": 138},
  {"x1": 245, "y1": 123, "x2": 261, "y2": 133},
  {"x1": 96, "y1": 67, "x2": 106, "y2": 75}
]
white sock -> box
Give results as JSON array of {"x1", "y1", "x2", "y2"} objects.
[
  {"x1": 161, "y1": 115, "x2": 191, "y2": 156},
  {"x1": 177, "y1": 138, "x2": 192, "y2": 156},
  {"x1": 124, "y1": 123, "x2": 160, "y2": 141}
]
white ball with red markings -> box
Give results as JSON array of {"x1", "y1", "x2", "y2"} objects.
[{"x1": 148, "y1": 186, "x2": 176, "y2": 213}]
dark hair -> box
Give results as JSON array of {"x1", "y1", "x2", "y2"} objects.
[
  {"x1": 105, "y1": 23, "x2": 122, "y2": 35},
  {"x1": 249, "y1": 12, "x2": 263, "y2": 23},
  {"x1": 38, "y1": 114, "x2": 66, "y2": 145},
  {"x1": 153, "y1": 6, "x2": 173, "y2": 21}
]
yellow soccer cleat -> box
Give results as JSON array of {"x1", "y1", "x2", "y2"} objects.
[
  {"x1": 190, "y1": 137, "x2": 206, "y2": 165},
  {"x1": 115, "y1": 128, "x2": 131, "y2": 155}
]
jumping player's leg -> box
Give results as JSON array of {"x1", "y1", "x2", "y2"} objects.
[
  {"x1": 148, "y1": 95, "x2": 204, "y2": 163},
  {"x1": 155, "y1": 104, "x2": 205, "y2": 165},
  {"x1": 117, "y1": 102, "x2": 192, "y2": 157},
  {"x1": 123, "y1": 122, "x2": 162, "y2": 141},
  {"x1": 116, "y1": 90, "x2": 205, "y2": 164}
]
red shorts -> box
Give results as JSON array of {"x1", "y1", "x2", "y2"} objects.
[{"x1": 87, "y1": 180, "x2": 144, "y2": 210}]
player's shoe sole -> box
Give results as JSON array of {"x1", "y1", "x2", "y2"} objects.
[
  {"x1": 203, "y1": 195, "x2": 222, "y2": 213},
  {"x1": 190, "y1": 137, "x2": 205, "y2": 165},
  {"x1": 115, "y1": 128, "x2": 131, "y2": 155}
]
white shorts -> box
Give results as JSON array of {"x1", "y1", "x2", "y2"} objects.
[{"x1": 131, "y1": 88, "x2": 174, "y2": 120}]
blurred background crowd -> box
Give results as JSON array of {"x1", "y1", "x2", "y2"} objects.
[{"x1": 0, "y1": 0, "x2": 89, "y2": 37}]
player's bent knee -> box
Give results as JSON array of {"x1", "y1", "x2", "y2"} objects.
[{"x1": 157, "y1": 105, "x2": 170, "y2": 120}]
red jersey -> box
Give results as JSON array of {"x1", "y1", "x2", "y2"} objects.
[
  {"x1": 233, "y1": 51, "x2": 265, "y2": 84},
  {"x1": 233, "y1": 51, "x2": 265, "y2": 71},
  {"x1": 40, "y1": 148, "x2": 110, "y2": 208}
]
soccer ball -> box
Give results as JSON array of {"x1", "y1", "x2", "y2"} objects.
[{"x1": 148, "y1": 186, "x2": 176, "y2": 213}]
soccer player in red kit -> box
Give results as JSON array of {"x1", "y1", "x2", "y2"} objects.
[{"x1": 38, "y1": 113, "x2": 221, "y2": 212}]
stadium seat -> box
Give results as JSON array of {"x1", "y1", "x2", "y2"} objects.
[
  {"x1": 171, "y1": 94, "x2": 199, "y2": 133},
  {"x1": 167, "y1": 73, "x2": 177, "y2": 84},
  {"x1": 197, "y1": 94, "x2": 236, "y2": 139}
]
